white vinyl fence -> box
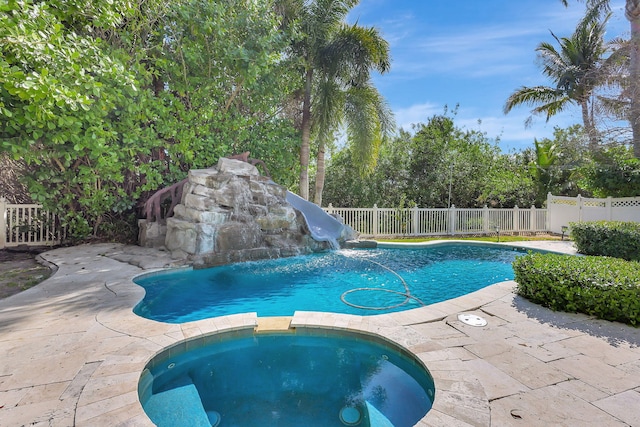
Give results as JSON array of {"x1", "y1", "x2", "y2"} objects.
[
  {"x1": 3, "y1": 193, "x2": 638, "y2": 246},
  {"x1": 547, "y1": 193, "x2": 640, "y2": 234},
  {"x1": 0, "y1": 197, "x2": 61, "y2": 249},
  {"x1": 324, "y1": 204, "x2": 547, "y2": 238}
]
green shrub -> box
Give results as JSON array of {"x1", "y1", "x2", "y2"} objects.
[
  {"x1": 570, "y1": 221, "x2": 640, "y2": 261},
  {"x1": 513, "y1": 253, "x2": 640, "y2": 326}
]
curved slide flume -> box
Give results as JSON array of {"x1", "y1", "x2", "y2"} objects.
[{"x1": 285, "y1": 191, "x2": 348, "y2": 249}]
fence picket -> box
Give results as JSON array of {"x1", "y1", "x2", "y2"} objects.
[
  {"x1": 324, "y1": 205, "x2": 548, "y2": 238},
  {"x1": 1, "y1": 198, "x2": 61, "y2": 248}
]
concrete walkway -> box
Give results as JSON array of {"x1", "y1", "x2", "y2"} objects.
[{"x1": 0, "y1": 241, "x2": 639, "y2": 426}]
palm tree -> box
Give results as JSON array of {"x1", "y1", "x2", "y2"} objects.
[
  {"x1": 561, "y1": 0, "x2": 640, "y2": 157},
  {"x1": 504, "y1": 9, "x2": 610, "y2": 151},
  {"x1": 281, "y1": 0, "x2": 393, "y2": 202},
  {"x1": 312, "y1": 24, "x2": 394, "y2": 205}
]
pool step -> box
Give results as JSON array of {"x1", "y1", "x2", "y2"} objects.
[
  {"x1": 255, "y1": 316, "x2": 293, "y2": 332},
  {"x1": 144, "y1": 376, "x2": 211, "y2": 427},
  {"x1": 365, "y1": 401, "x2": 394, "y2": 427}
]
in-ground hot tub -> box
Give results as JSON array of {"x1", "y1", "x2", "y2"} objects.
[{"x1": 139, "y1": 327, "x2": 435, "y2": 427}]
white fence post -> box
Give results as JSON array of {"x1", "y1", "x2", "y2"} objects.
[
  {"x1": 0, "y1": 197, "x2": 6, "y2": 249},
  {"x1": 577, "y1": 194, "x2": 583, "y2": 222},
  {"x1": 606, "y1": 197, "x2": 612, "y2": 221},
  {"x1": 373, "y1": 204, "x2": 379, "y2": 238},
  {"x1": 530, "y1": 205, "x2": 537, "y2": 232},
  {"x1": 546, "y1": 192, "x2": 552, "y2": 231},
  {"x1": 513, "y1": 205, "x2": 520, "y2": 233},
  {"x1": 449, "y1": 205, "x2": 456, "y2": 235},
  {"x1": 482, "y1": 205, "x2": 489, "y2": 234},
  {"x1": 412, "y1": 205, "x2": 419, "y2": 236}
]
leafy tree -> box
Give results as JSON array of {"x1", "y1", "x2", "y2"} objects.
[
  {"x1": 1, "y1": 0, "x2": 156, "y2": 236},
  {"x1": 404, "y1": 112, "x2": 501, "y2": 208},
  {"x1": 1, "y1": 0, "x2": 300, "y2": 238},
  {"x1": 478, "y1": 152, "x2": 537, "y2": 208},
  {"x1": 323, "y1": 110, "x2": 561, "y2": 209},
  {"x1": 504, "y1": 7, "x2": 611, "y2": 150},
  {"x1": 578, "y1": 145, "x2": 640, "y2": 196},
  {"x1": 155, "y1": 0, "x2": 300, "y2": 183},
  {"x1": 321, "y1": 129, "x2": 411, "y2": 207},
  {"x1": 524, "y1": 125, "x2": 589, "y2": 204},
  {"x1": 281, "y1": 0, "x2": 392, "y2": 202},
  {"x1": 318, "y1": 148, "x2": 376, "y2": 207}
]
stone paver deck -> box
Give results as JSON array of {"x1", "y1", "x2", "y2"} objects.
[{"x1": 1, "y1": 241, "x2": 639, "y2": 426}]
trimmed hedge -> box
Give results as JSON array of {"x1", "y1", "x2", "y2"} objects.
[
  {"x1": 570, "y1": 221, "x2": 640, "y2": 261},
  {"x1": 513, "y1": 252, "x2": 640, "y2": 326}
]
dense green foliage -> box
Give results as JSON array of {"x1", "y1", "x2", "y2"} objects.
[
  {"x1": 2, "y1": 0, "x2": 637, "y2": 242},
  {"x1": 404, "y1": 114, "x2": 500, "y2": 208},
  {"x1": 322, "y1": 114, "x2": 640, "y2": 209},
  {"x1": 321, "y1": 111, "x2": 539, "y2": 208},
  {"x1": 578, "y1": 146, "x2": 640, "y2": 197},
  {"x1": 1, "y1": 0, "x2": 300, "y2": 238},
  {"x1": 570, "y1": 221, "x2": 640, "y2": 260},
  {"x1": 527, "y1": 125, "x2": 588, "y2": 205},
  {"x1": 513, "y1": 252, "x2": 640, "y2": 325}
]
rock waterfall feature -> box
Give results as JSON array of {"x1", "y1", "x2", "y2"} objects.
[{"x1": 150, "y1": 158, "x2": 355, "y2": 267}]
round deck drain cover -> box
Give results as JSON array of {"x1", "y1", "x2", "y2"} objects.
[{"x1": 457, "y1": 313, "x2": 487, "y2": 327}]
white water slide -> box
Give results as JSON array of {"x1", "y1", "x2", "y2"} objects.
[{"x1": 285, "y1": 191, "x2": 348, "y2": 247}]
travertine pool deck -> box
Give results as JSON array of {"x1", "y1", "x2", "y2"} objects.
[{"x1": 1, "y1": 241, "x2": 639, "y2": 426}]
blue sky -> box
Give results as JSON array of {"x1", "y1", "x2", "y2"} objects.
[{"x1": 347, "y1": 0, "x2": 628, "y2": 153}]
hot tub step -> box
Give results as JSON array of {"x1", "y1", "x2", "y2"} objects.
[{"x1": 145, "y1": 377, "x2": 211, "y2": 427}]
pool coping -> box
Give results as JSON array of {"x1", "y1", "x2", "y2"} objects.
[{"x1": 3, "y1": 240, "x2": 640, "y2": 426}]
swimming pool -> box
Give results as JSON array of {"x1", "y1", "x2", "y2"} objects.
[
  {"x1": 134, "y1": 242, "x2": 528, "y2": 322},
  {"x1": 139, "y1": 328, "x2": 435, "y2": 427}
]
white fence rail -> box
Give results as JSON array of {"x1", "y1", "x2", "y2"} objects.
[
  {"x1": 4, "y1": 193, "x2": 637, "y2": 246},
  {"x1": 547, "y1": 193, "x2": 640, "y2": 234},
  {"x1": 324, "y1": 204, "x2": 547, "y2": 238},
  {"x1": 0, "y1": 197, "x2": 61, "y2": 249}
]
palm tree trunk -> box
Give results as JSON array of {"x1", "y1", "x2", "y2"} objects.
[
  {"x1": 581, "y1": 99, "x2": 599, "y2": 151},
  {"x1": 313, "y1": 139, "x2": 326, "y2": 206},
  {"x1": 299, "y1": 67, "x2": 313, "y2": 200},
  {"x1": 627, "y1": 0, "x2": 640, "y2": 158}
]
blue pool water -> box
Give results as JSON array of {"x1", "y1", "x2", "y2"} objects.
[
  {"x1": 134, "y1": 243, "x2": 526, "y2": 322},
  {"x1": 139, "y1": 329, "x2": 435, "y2": 427}
]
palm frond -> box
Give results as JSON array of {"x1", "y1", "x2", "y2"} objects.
[
  {"x1": 504, "y1": 86, "x2": 566, "y2": 114},
  {"x1": 343, "y1": 83, "x2": 386, "y2": 172},
  {"x1": 581, "y1": 0, "x2": 611, "y2": 25},
  {"x1": 319, "y1": 22, "x2": 390, "y2": 85},
  {"x1": 531, "y1": 97, "x2": 573, "y2": 121},
  {"x1": 507, "y1": 2, "x2": 612, "y2": 139},
  {"x1": 312, "y1": 77, "x2": 344, "y2": 144},
  {"x1": 597, "y1": 95, "x2": 630, "y2": 120}
]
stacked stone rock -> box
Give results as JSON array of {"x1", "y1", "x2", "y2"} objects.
[{"x1": 164, "y1": 158, "x2": 328, "y2": 267}]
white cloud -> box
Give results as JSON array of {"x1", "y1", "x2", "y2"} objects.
[
  {"x1": 455, "y1": 109, "x2": 581, "y2": 152},
  {"x1": 393, "y1": 102, "x2": 443, "y2": 131}
]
